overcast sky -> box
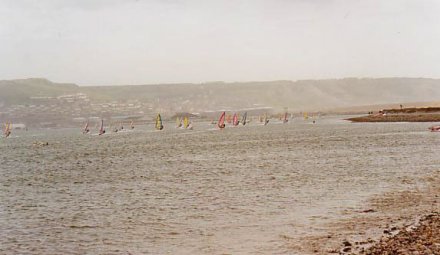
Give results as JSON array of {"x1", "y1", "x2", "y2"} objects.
[{"x1": 1, "y1": 0, "x2": 440, "y2": 85}]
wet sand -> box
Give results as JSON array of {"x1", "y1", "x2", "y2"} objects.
[{"x1": 0, "y1": 117, "x2": 439, "y2": 254}]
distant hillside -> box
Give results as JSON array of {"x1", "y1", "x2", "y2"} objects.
[
  {"x1": 1, "y1": 77, "x2": 440, "y2": 112},
  {"x1": 0, "y1": 78, "x2": 78, "y2": 106}
]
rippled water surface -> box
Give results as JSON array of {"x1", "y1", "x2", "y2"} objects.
[{"x1": 1, "y1": 117, "x2": 439, "y2": 254}]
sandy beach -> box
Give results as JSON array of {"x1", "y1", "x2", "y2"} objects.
[{"x1": 0, "y1": 117, "x2": 439, "y2": 254}]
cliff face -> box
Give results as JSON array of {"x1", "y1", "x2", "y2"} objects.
[{"x1": 1, "y1": 77, "x2": 440, "y2": 112}]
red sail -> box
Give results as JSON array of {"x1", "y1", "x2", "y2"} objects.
[
  {"x1": 218, "y1": 112, "x2": 226, "y2": 129},
  {"x1": 233, "y1": 113, "x2": 239, "y2": 126}
]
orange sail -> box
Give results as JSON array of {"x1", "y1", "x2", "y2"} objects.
[{"x1": 226, "y1": 114, "x2": 232, "y2": 124}]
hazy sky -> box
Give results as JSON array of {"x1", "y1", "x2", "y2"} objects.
[{"x1": 1, "y1": 0, "x2": 440, "y2": 85}]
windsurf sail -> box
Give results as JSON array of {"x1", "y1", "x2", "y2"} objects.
[
  {"x1": 183, "y1": 116, "x2": 189, "y2": 129},
  {"x1": 218, "y1": 111, "x2": 226, "y2": 129},
  {"x1": 283, "y1": 112, "x2": 288, "y2": 123},
  {"x1": 130, "y1": 120, "x2": 134, "y2": 129},
  {"x1": 304, "y1": 112, "x2": 309, "y2": 120},
  {"x1": 264, "y1": 113, "x2": 269, "y2": 125},
  {"x1": 83, "y1": 121, "x2": 90, "y2": 134},
  {"x1": 3, "y1": 122, "x2": 11, "y2": 137},
  {"x1": 156, "y1": 114, "x2": 164, "y2": 130},
  {"x1": 99, "y1": 119, "x2": 105, "y2": 135},
  {"x1": 226, "y1": 114, "x2": 232, "y2": 124},
  {"x1": 242, "y1": 112, "x2": 247, "y2": 126},
  {"x1": 232, "y1": 113, "x2": 239, "y2": 126},
  {"x1": 176, "y1": 117, "x2": 182, "y2": 128},
  {"x1": 111, "y1": 121, "x2": 118, "y2": 132}
]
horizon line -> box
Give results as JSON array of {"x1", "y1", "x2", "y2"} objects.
[{"x1": 1, "y1": 76, "x2": 438, "y2": 87}]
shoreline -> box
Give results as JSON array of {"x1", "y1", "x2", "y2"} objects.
[
  {"x1": 347, "y1": 107, "x2": 440, "y2": 122},
  {"x1": 285, "y1": 172, "x2": 440, "y2": 254},
  {"x1": 347, "y1": 114, "x2": 440, "y2": 122},
  {"x1": 336, "y1": 173, "x2": 440, "y2": 254}
]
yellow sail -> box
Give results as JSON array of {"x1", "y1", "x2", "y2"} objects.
[
  {"x1": 304, "y1": 112, "x2": 309, "y2": 120},
  {"x1": 183, "y1": 116, "x2": 189, "y2": 129},
  {"x1": 155, "y1": 114, "x2": 163, "y2": 130},
  {"x1": 3, "y1": 122, "x2": 11, "y2": 137}
]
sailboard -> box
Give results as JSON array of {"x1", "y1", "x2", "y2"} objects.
[
  {"x1": 83, "y1": 121, "x2": 90, "y2": 134},
  {"x1": 183, "y1": 116, "x2": 189, "y2": 129},
  {"x1": 218, "y1": 111, "x2": 226, "y2": 129},
  {"x1": 283, "y1": 112, "x2": 288, "y2": 123},
  {"x1": 176, "y1": 117, "x2": 182, "y2": 128},
  {"x1": 264, "y1": 113, "x2": 269, "y2": 125},
  {"x1": 155, "y1": 114, "x2": 164, "y2": 130},
  {"x1": 232, "y1": 113, "x2": 239, "y2": 126},
  {"x1": 99, "y1": 119, "x2": 106, "y2": 135},
  {"x1": 241, "y1": 112, "x2": 247, "y2": 126},
  {"x1": 3, "y1": 122, "x2": 11, "y2": 138},
  {"x1": 226, "y1": 114, "x2": 232, "y2": 124}
]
